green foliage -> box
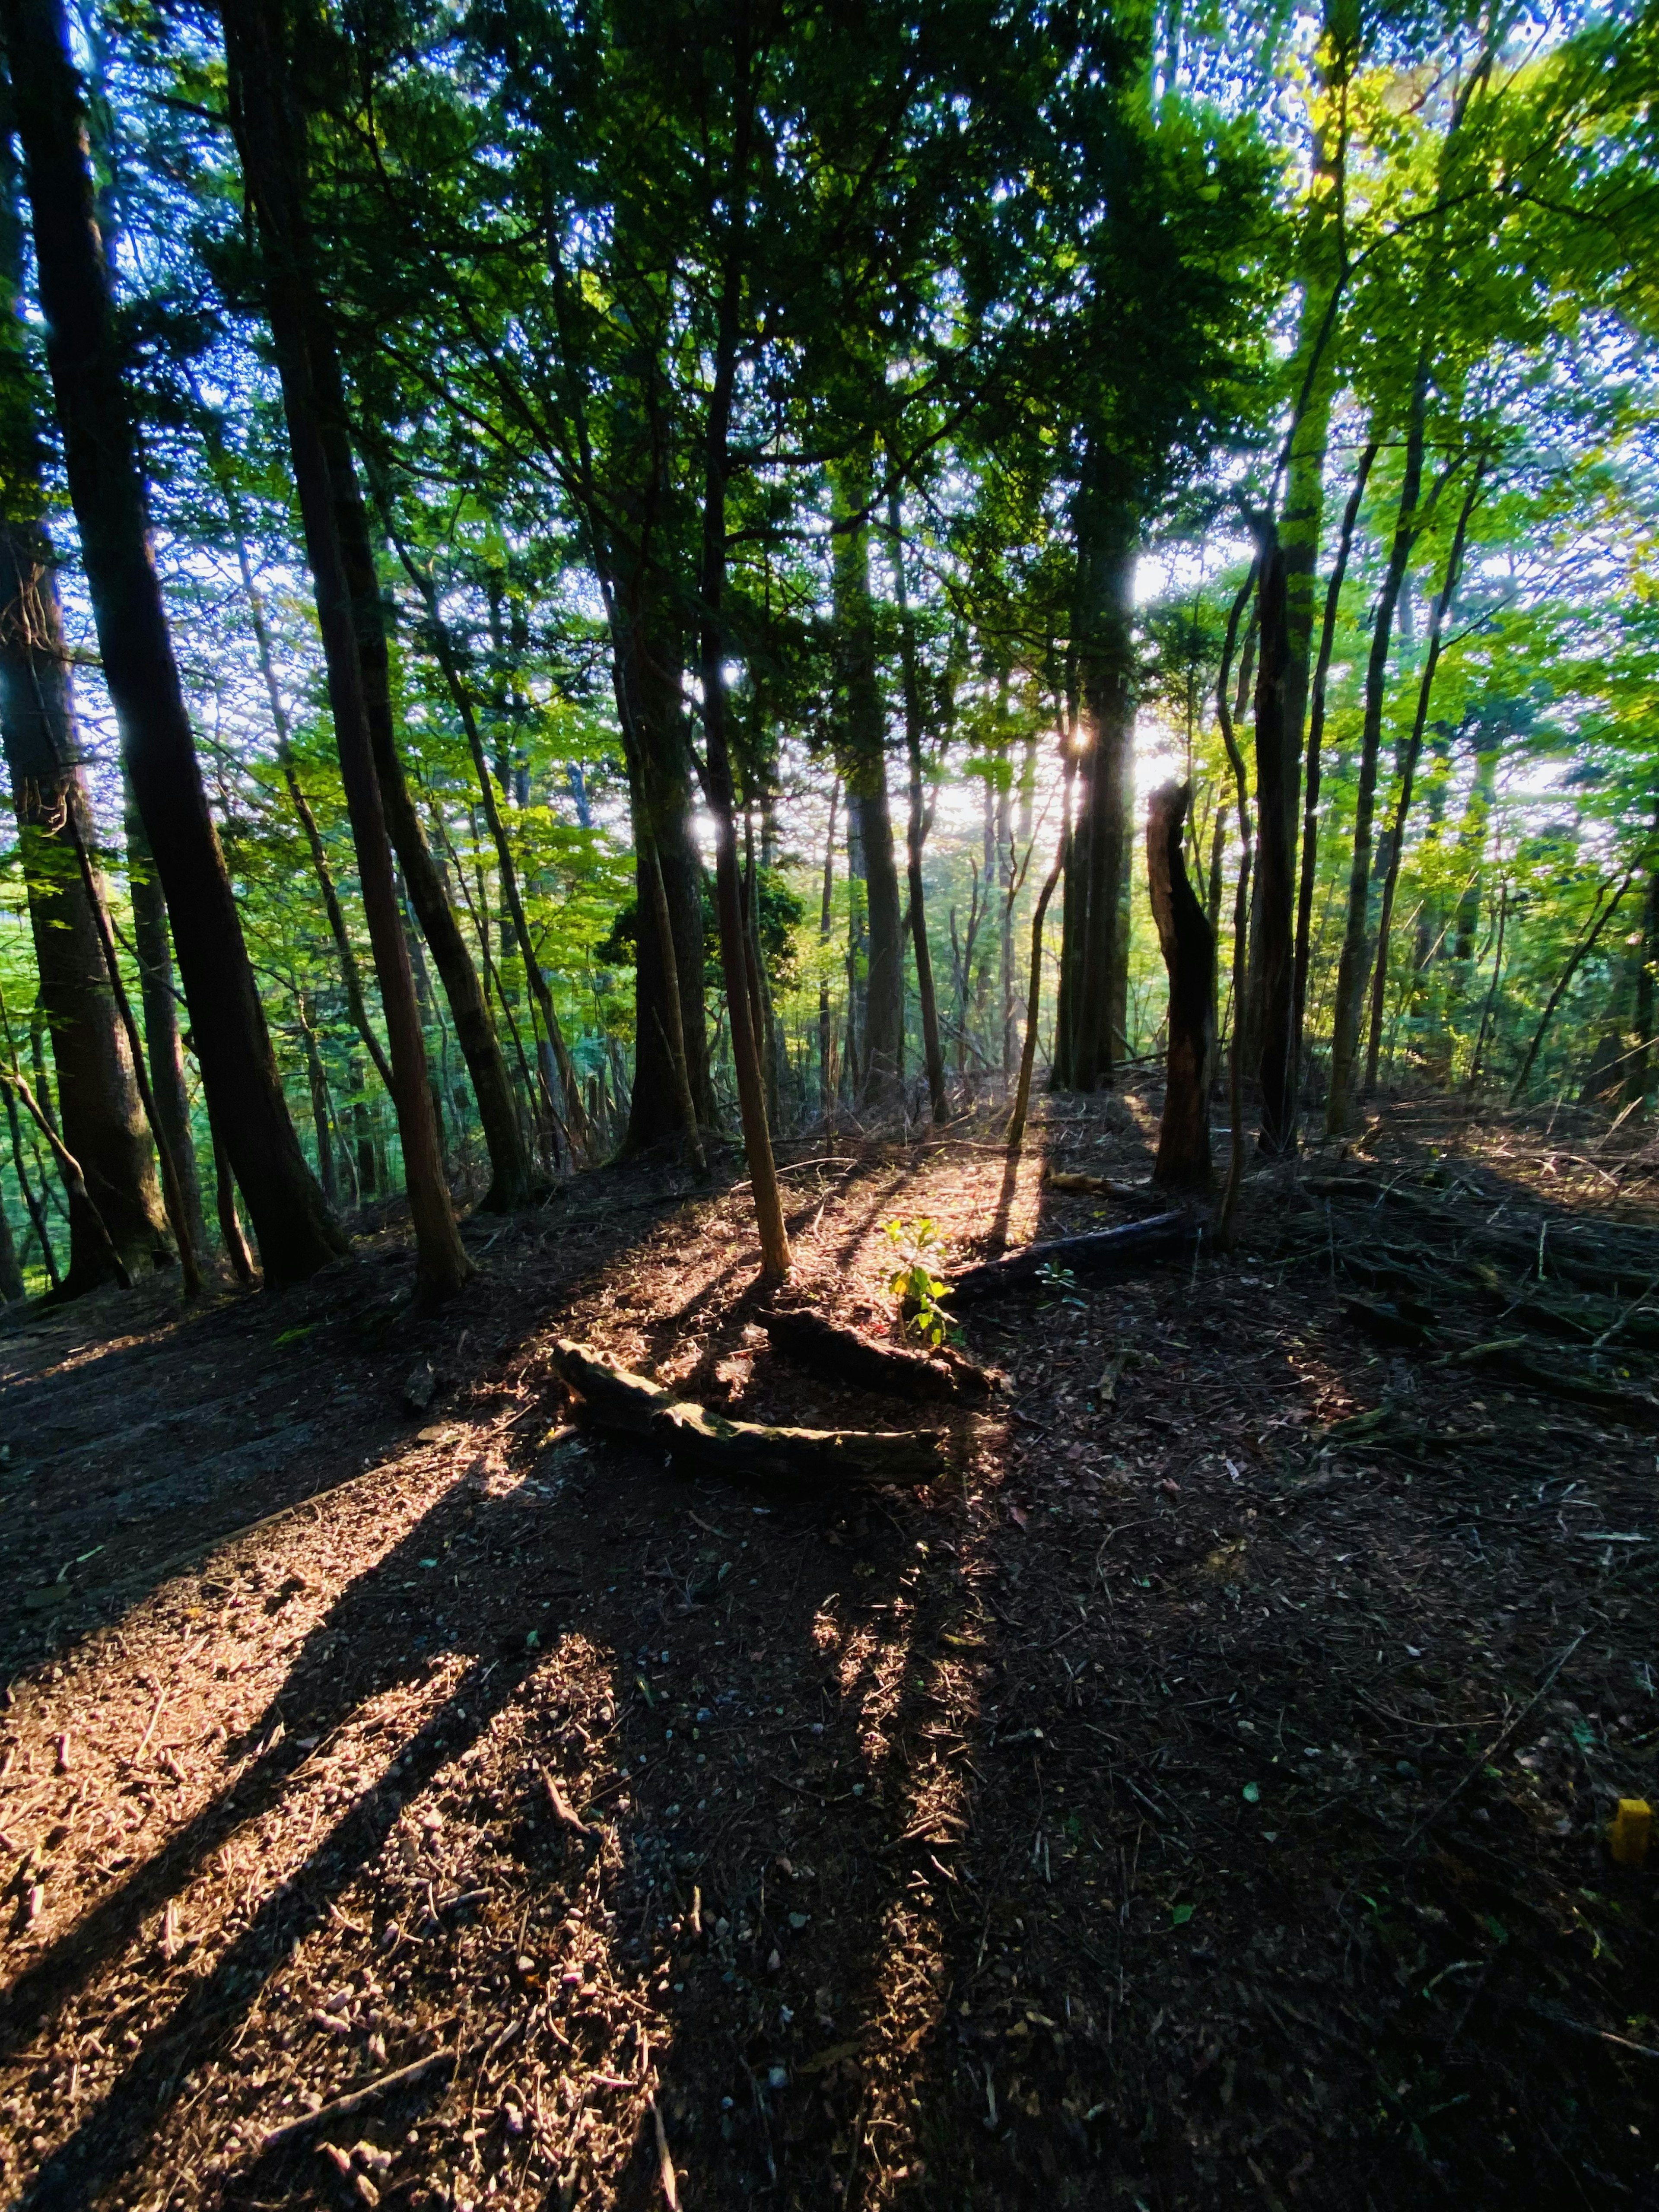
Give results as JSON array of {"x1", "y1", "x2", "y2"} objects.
[{"x1": 883, "y1": 1217, "x2": 955, "y2": 1350}]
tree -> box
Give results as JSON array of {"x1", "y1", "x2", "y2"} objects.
[{"x1": 0, "y1": 0, "x2": 343, "y2": 1285}]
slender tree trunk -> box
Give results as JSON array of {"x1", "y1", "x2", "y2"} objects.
[
  {"x1": 391, "y1": 534, "x2": 591, "y2": 1152},
  {"x1": 1147, "y1": 781, "x2": 1215, "y2": 1189},
  {"x1": 1292, "y1": 439, "x2": 1376, "y2": 1093},
  {"x1": 888, "y1": 496, "x2": 948, "y2": 1123},
  {"x1": 692, "y1": 67, "x2": 788, "y2": 1279},
  {"x1": 206, "y1": 1095, "x2": 254, "y2": 1281},
  {"x1": 1326, "y1": 362, "x2": 1429, "y2": 1132},
  {"x1": 833, "y1": 451, "x2": 902, "y2": 1106},
  {"x1": 3, "y1": 1065, "x2": 129, "y2": 1287},
  {"x1": 4, "y1": 1080, "x2": 59, "y2": 1290},
  {"x1": 612, "y1": 607, "x2": 713, "y2": 1154},
  {"x1": 1065, "y1": 443, "x2": 1137, "y2": 1091},
  {"x1": 122, "y1": 775, "x2": 208, "y2": 1259},
  {"x1": 818, "y1": 777, "x2": 839, "y2": 1110},
  {"x1": 1005, "y1": 855, "x2": 1063, "y2": 1166},
  {"x1": 1251, "y1": 528, "x2": 1297, "y2": 1155},
  {"x1": 0, "y1": 1183, "x2": 23, "y2": 1300},
  {"x1": 4, "y1": 0, "x2": 343, "y2": 1284},
  {"x1": 1510, "y1": 873, "x2": 1633, "y2": 1107},
  {"x1": 221, "y1": 0, "x2": 470, "y2": 1302},
  {"x1": 1363, "y1": 459, "x2": 1485, "y2": 1094}
]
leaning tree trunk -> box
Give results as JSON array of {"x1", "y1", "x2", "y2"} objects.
[
  {"x1": 833, "y1": 450, "x2": 903, "y2": 1108},
  {"x1": 1147, "y1": 781, "x2": 1216, "y2": 1190},
  {"x1": 1250, "y1": 528, "x2": 1298, "y2": 1156},
  {"x1": 221, "y1": 0, "x2": 471, "y2": 1303},
  {"x1": 2, "y1": 0, "x2": 344, "y2": 1285}
]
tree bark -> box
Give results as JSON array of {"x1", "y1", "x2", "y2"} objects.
[
  {"x1": 1147, "y1": 780, "x2": 1215, "y2": 1190},
  {"x1": 818, "y1": 776, "x2": 839, "y2": 1109},
  {"x1": 833, "y1": 451, "x2": 903, "y2": 1107},
  {"x1": 889, "y1": 493, "x2": 948, "y2": 1123},
  {"x1": 0, "y1": 127, "x2": 170, "y2": 1292},
  {"x1": 2, "y1": 0, "x2": 343, "y2": 1285},
  {"x1": 1250, "y1": 530, "x2": 1297, "y2": 1155},
  {"x1": 692, "y1": 57, "x2": 788, "y2": 1280},
  {"x1": 616, "y1": 605, "x2": 712, "y2": 1153},
  {"x1": 0, "y1": 516, "x2": 168, "y2": 1290},
  {"x1": 1062, "y1": 443, "x2": 1137, "y2": 1091},
  {"x1": 220, "y1": 0, "x2": 471, "y2": 1303}
]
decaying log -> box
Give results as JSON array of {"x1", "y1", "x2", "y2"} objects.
[
  {"x1": 548, "y1": 1340, "x2": 947, "y2": 1488},
  {"x1": 950, "y1": 1211, "x2": 1197, "y2": 1301},
  {"x1": 763, "y1": 1308, "x2": 996, "y2": 1403}
]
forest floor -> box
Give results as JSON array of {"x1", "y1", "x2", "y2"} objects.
[{"x1": 0, "y1": 1091, "x2": 1655, "y2": 2212}]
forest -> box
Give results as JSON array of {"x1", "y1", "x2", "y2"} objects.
[{"x1": 0, "y1": 0, "x2": 1656, "y2": 2206}]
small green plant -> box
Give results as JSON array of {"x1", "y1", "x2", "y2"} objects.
[{"x1": 884, "y1": 1217, "x2": 955, "y2": 1348}]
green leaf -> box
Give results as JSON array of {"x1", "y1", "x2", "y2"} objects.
[
  {"x1": 1242, "y1": 1780, "x2": 1261, "y2": 1803},
  {"x1": 1170, "y1": 1903, "x2": 1195, "y2": 1926}
]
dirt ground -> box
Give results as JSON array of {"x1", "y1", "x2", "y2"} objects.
[{"x1": 0, "y1": 1094, "x2": 1655, "y2": 2212}]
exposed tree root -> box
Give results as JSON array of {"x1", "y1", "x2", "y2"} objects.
[
  {"x1": 762, "y1": 1308, "x2": 997, "y2": 1404},
  {"x1": 548, "y1": 1339, "x2": 948, "y2": 1488}
]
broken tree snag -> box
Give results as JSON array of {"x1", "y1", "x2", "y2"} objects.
[
  {"x1": 547, "y1": 1341, "x2": 947, "y2": 1489},
  {"x1": 1146, "y1": 779, "x2": 1215, "y2": 1191},
  {"x1": 950, "y1": 1212, "x2": 1196, "y2": 1301},
  {"x1": 763, "y1": 1308, "x2": 996, "y2": 1404}
]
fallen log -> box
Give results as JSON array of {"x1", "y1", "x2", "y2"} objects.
[
  {"x1": 763, "y1": 1308, "x2": 995, "y2": 1404},
  {"x1": 950, "y1": 1211, "x2": 1197, "y2": 1301},
  {"x1": 1042, "y1": 1170, "x2": 1159, "y2": 1202},
  {"x1": 548, "y1": 1340, "x2": 947, "y2": 1488}
]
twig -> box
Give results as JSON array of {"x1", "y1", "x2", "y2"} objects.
[
  {"x1": 650, "y1": 2097, "x2": 681, "y2": 2208},
  {"x1": 1395, "y1": 1628, "x2": 1588, "y2": 1859},
  {"x1": 260, "y1": 2048, "x2": 454, "y2": 2148}
]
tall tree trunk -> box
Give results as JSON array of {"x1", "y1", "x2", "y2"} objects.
[
  {"x1": 4, "y1": 1078, "x2": 60, "y2": 1290},
  {"x1": 0, "y1": 1180, "x2": 23, "y2": 1300},
  {"x1": 0, "y1": 529, "x2": 168, "y2": 1292},
  {"x1": 221, "y1": 0, "x2": 471, "y2": 1302},
  {"x1": 122, "y1": 775, "x2": 208, "y2": 1260},
  {"x1": 1277, "y1": 0, "x2": 1357, "y2": 791},
  {"x1": 818, "y1": 777, "x2": 839, "y2": 1109},
  {"x1": 1325, "y1": 359, "x2": 1429, "y2": 1133},
  {"x1": 1064, "y1": 442, "x2": 1137, "y2": 1091},
  {"x1": 1250, "y1": 528, "x2": 1298, "y2": 1155},
  {"x1": 888, "y1": 496, "x2": 948, "y2": 1123},
  {"x1": 692, "y1": 61, "x2": 788, "y2": 1279},
  {"x1": 1147, "y1": 780, "x2": 1215, "y2": 1190},
  {"x1": 0, "y1": 124, "x2": 170, "y2": 1292},
  {"x1": 1292, "y1": 438, "x2": 1376, "y2": 1094},
  {"x1": 615, "y1": 607, "x2": 712, "y2": 1153},
  {"x1": 2, "y1": 0, "x2": 344, "y2": 1284},
  {"x1": 832, "y1": 450, "x2": 903, "y2": 1106},
  {"x1": 1363, "y1": 459, "x2": 1485, "y2": 1095}
]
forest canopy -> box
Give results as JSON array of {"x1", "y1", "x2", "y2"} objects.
[{"x1": 0, "y1": 0, "x2": 1655, "y2": 1300}]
